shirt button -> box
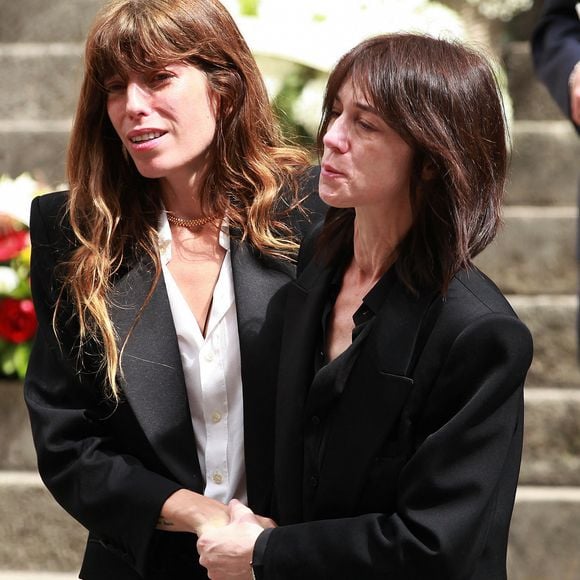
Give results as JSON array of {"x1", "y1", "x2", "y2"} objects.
[
  {"x1": 211, "y1": 411, "x2": 222, "y2": 423},
  {"x1": 309, "y1": 475, "x2": 319, "y2": 488},
  {"x1": 204, "y1": 351, "x2": 214, "y2": 362},
  {"x1": 212, "y1": 471, "x2": 223, "y2": 484},
  {"x1": 311, "y1": 415, "x2": 321, "y2": 425}
]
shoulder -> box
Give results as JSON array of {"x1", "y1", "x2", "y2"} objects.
[
  {"x1": 448, "y1": 267, "x2": 519, "y2": 317},
  {"x1": 29, "y1": 190, "x2": 74, "y2": 254},
  {"x1": 30, "y1": 190, "x2": 69, "y2": 233},
  {"x1": 432, "y1": 267, "x2": 533, "y2": 361}
]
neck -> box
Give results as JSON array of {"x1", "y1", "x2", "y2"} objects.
[
  {"x1": 351, "y1": 205, "x2": 411, "y2": 277},
  {"x1": 160, "y1": 171, "x2": 206, "y2": 218}
]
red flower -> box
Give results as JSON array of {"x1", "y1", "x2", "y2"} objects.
[
  {"x1": 0, "y1": 297, "x2": 37, "y2": 343},
  {"x1": 0, "y1": 229, "x2": 29, "y2": 261}
]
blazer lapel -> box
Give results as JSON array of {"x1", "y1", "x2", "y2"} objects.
[
  {"x1": 313, "y1": 279, "x2": 439, "y2": 517},
  {"x1": 110, "y1": 259, "x2": 202, "y2": 490},
  {"x1": 274, "y1": 257, "x2": 335, "y2": 523},
  {"x1": 230, "y1": 240, "x2": 294, "y2": 512}
]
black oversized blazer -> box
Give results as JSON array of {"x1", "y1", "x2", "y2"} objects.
[
  {"x1": 258, "y1": 229, "x2": 534, "y2": 580},
  {"x1": 532, "y1": 0, "x2": 580, "y2": 132},
  {"x1": 24, "y1": 191, "x2": 294, "y2": 579}
]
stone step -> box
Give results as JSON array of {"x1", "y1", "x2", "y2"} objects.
[
  {"x1": 509, "y1": 294, "x2": 580, "y2": 388},
  {"x1": 0, "y1": 0, "x2": 103, "y2": 43},
  {"x1": 507, "y1": 121, "x2": 580, "y2": 207},
  {"x1": 0, "y1": 381, "x2": 36, "y2": 472},
  {"x1": 504, "y1": 41, "x2": 569, "y2": 123},
  {"x1": 0, "y1": 471, "x2": 578, "y2": 578},
  {"x1": 520, "y1": 389, "x2": 580, "y2": 486},
  {"x1": 508, "y1": 486, "x2": 580, "y2": 580},
  {"x1": 0, "y1": 45, "x2": 83, "y2": 121},
  {"x1": 475, "y1": 205, "x2": 576, "y2": 296},
  {"x1": 0, "y1": 472, "x2": 84, "y2": 573},
  {"x1": 0, "y1": 122, "x2": 70, "y2": 186},
  {"x1": 0, "y1": 574, "x2": 77, "y2": 580}
]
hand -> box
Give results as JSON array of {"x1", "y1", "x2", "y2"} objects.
[
  {"x1": 571, "y1": 63, "x2": 580, "y2": 126},
  {"x1": 197, "y1": 499, "x2": 268, "y2": 579}
]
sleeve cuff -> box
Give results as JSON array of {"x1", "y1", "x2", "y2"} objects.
[{"x1": 251, "y1": 527, "x2": 274, "y2": 580}]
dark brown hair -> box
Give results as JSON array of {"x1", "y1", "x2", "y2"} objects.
[{"x1": 317, "y1": 33, "x2": 509, "y2": 293}]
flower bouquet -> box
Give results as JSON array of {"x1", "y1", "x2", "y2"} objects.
[{"x1": 0, "y1": 174, "x2": 47, "y2": 379}]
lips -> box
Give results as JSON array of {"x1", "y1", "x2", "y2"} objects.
[
  {"x1": 321, "y1": 162, "x2": 345, "y2": 178},
  {"x1": 129, "y1": 130, "x2": 166, "y2": 144}
]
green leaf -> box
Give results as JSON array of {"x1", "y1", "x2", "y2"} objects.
[
  {"x1": 239, "y1": 0, "x2": 259, "y2": 16},
  {"x1": 13, "y1": 342, "x2": 31, "y2": 379}
]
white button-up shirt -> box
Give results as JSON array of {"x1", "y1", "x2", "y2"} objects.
[{"x1": 158, "y1": 213, "x2": 247, "y2": 504}]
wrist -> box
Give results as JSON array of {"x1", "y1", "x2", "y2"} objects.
[{"x1": 159, "y1": 489, "x2": 227, "y2": 534}]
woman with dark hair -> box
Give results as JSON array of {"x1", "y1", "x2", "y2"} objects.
[
  {"x1": 23, "y1": 0, "x2": 316, "y2": 578},
  {"x1": 198, "y1": 33, "x2": 533, "y2": 580}
]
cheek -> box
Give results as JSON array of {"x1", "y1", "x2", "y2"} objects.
[{"x1": 106, "y1": 101, "x2": 122, "y2": 134}]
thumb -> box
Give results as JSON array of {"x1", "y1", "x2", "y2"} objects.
[{"x1": 228, "y1": 499, "x2": 257, "y2": 524}]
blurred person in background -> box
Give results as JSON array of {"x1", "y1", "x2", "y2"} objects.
[{"x1": 533, "y1": 0, "x2": 580, "y2": 351}]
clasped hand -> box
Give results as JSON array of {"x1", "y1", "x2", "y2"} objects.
[{"x1": 197, "y1": 499, "x2": 275, "y2": 579}]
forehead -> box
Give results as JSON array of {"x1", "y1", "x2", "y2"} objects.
[
  {"x1": 334, "y1": 78, "x2": 383, "y2": 120},
  {"x1": 333, "y1": 75, "x2": 379, "y2": 108}
]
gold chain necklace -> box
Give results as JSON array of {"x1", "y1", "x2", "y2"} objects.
[{"x1": 166, "y1": 213, "x2": 216, "y2": 229}]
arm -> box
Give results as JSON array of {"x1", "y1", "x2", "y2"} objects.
[
  {"x1": 532, "y1": 0, "x2": 580, "y2": 127},
  {"x1": 24, "y1": 195, "x2": 227, "y2": 575},
  {"x1": 220, "y1": 313, "x2": 532, "y2": 580}
]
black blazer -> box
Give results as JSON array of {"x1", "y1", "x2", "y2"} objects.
[
  {"x1": 532, "y1": 0, "x2": 580, "y2": 131},
  {"x1": 257, "y1": 229, "x2": 533, "y2": 580},
  {"x1": 24, "y1": 191, "x2": 297, "y2": 579}
]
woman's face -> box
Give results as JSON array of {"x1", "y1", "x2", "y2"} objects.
[
  {"x1": 319, "y1": 79, "x2": 415, "y2": 217},
  {"x1": 105, "y1": 63, "x2": 217, "y2": 188}
]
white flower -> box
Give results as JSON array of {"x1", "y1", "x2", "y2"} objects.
[
  {"x1": 0, "y1": 266, "x2": 20, "y2": 294},
  {"x1": 291, "y1": 76, "x2": 327, "y2": 137},
  {"x1": 0, "y1": 173, "x2": 42, "y2": 227},
  {"x1": 464, "y1": 0, "x2": 533, "y2": 21},
  {"x1": 233, "y1": 0, "x2": 464, "y2": 72}
]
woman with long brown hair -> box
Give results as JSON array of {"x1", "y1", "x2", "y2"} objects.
[
  {"x1": 23, "y1": 0, "x2": 316, "y2": 578},
  {"x1": 198, "y1": 33, "x2": 533, "y2": 580}
]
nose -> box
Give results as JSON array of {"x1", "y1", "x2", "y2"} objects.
[
  {"x1": 125, "y1": 82, "x2": 151, "y2": 117},
  {"x1": 323, "y1": 116, "x2": 349, "y2": 153}
]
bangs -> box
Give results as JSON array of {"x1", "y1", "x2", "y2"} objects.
[
  {"x1": 86, "y1": 3, "x2": 200, "y2": 86},
  {"x1": 320, "y1": 47, "x2": 398, "y2": 132}
]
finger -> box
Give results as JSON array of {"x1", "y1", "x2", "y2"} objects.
[
  {"x1": 255, "y1": 515, "x2": 277, "y2": 529},
  {"x1": 571, "y1": 84, "x2": 580, "y2": 125},
  {"x1": 228, "y1": 499, "x2": 256, "y2": 523}
]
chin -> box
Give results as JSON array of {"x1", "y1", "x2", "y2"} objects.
[
  {"x1": 133, "y1": 164, "x2": 167, "y2": 180},
  {"x1": 319, "y1": 192, "x2": 351, "y2": 209}
]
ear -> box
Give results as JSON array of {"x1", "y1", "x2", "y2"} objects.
[{"x1": 421, "y1": 159, "x2": 437, "y2": 181}]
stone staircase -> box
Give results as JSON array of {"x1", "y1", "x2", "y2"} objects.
[{"x1": 1, "y1": 1, "x2": 579, "y2": 578}]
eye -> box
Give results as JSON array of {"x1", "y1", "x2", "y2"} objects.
[
  {"x1": 357, "y1": 117, "x2": 377, "y2": 131},
  {"x1": 148, "y1": 70, "x2": 175, "y2": 86},
  {"x1": 104, "y1": 77, "x2": 125, "y2": 94}
]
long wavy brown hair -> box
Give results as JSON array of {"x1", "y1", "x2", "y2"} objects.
[
  {"x1": 317, "y1": 33, "x2": 509, "y2": 294},
  {"x1": 62, "y1": 0, "x2": 309, "y2": 398}
]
